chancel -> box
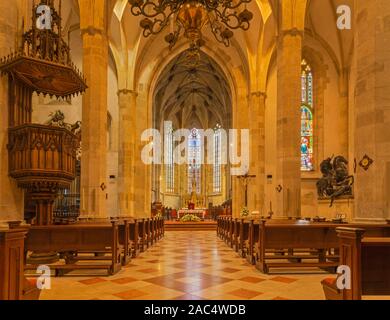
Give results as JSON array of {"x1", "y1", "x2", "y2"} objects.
[{"x1": 0, "y1": 0, "x2": 389, "y2": 302}]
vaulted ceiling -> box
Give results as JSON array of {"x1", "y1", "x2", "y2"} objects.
[
  {"x1": 58, "y1": 0, "x2": 357, "y2": 94},
  {"x1": 153, "y1": 50, "x2": 231, "y2": 131}
]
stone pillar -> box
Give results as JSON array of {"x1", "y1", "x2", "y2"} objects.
[
  {"x1": 133, "y1": 91, "x2": 152, "y2": 218},
  {"x1": 276, "y1": 29, "x2": 303, "y2": 217},
  {"x1": 353, "y1": 0, "x2": 390, "y2": 222},
  {"x1": 117, "y1": 89, "x2": 137, "y2": 217},
  {"x1": 249, "y1": 92, "x2": 266, "y2": 215},
  {"x1": 232, "y1": 88, "x2": 248, "y2": 217},
  {"x1": 0, "y1": 1, "x2": 24, "y2": 227},
  {"x1": 80, "y1": 26, "x2": 108, "y2": 218},
  {"x1": 339, "y1": 68, "x2": 349, "y2": 157}
]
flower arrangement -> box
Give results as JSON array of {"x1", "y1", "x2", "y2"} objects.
[
  {"x1": 180, "y1": 214, "x2": 201, "y2": 222},
  {"x1": 240, "y1": 207, "x2": 250, "y2": 218}
]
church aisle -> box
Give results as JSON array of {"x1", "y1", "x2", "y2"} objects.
[{"x1": 41, "y1": 231, "x2": 329, "y2": 300}]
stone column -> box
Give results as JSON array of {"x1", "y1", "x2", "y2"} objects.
[
  {"x1": 249, "y1": 92, "x2": 266, "y2": 215},
  {"x1": 0, "y1": 1, "x2": 24, "y2": 227},
  {"x1": 79, "y1": 26, "x2": 108, "y2": 219},
  {"x1": 353, "y1": 0, "x2": 390, "y2": 222},
  {"x1": 133, "y1": 91, "x2": 152, "y2": 218},
  {"x1": 339, "y1": 68, "x2": 349, "y2": 157},
  {"x1": 276, "y1": 29, "x2": 303, "y2": 217},
  {"x1": 232, "y1": 88, "x2": 248, "y2": 217},
  {"x1": 117, "y1": 89, "x2": 137, "y2": 217}
]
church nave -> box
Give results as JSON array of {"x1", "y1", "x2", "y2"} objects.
[
  {"x1": 40, "y1": 231, "x2": 327, "y2": 301},
  {"x1": 1, "y1": 0, "x2": 390, "y2": 304}
]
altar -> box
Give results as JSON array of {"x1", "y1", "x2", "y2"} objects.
[{"x1": 177, "y1": 209, "x2": 207, "y2": 219}]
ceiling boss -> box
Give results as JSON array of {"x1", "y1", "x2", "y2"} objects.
[{"x1": 128, "y1": 0, "x2": 253, "y2": 49}]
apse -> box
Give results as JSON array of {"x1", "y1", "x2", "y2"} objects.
[{"x1": 152, "y1": 49, "x2": 232, "y2": 209}]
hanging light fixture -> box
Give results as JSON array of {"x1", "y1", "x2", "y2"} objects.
[{"x1": 128, "y1": 0, "x2": 253, "y2": 49}]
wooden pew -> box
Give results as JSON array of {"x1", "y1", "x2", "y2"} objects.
[
  {"x1": 222, "y1": 216, "x2": 229, "y2": 242},
  {"x1": 145, "y1": 218, "x2": 151, "y2": 249},
  {"x1": 238, "y1": 219, "x2": 250, "y2": 258},
  {"x1": 256, "y1": 220, "x2": 390, "y2": 274},
  {"x1": 322, "y1": 227, "x2": 390, "y2": 300},
  {"x1": 218, "y1": 216, "x2": 224, "y2": 239},
  {"x1": 225, "y1": 217, "x2": 232, "y2": 245},
  {"x1": 138, "y1": 219, "x2": 146, "y2": 253},
  {"x1": 151, "y1": 218, "x2": 156, "y2": 245},
  {"x1": 129, "y1": 219, "x2": 140, "y2": 257},
  {"x1": 118, "y1": 220, "x2": 132, "y2": 265},
  {"x1": 227, "y1": 217, "x2": 233, "y2": 244},
  {"x1": 232, "y1": 218, "x2": 239, "y2": 250},
  {"x1": 256, "y1": 220, "x2": 340, "y2": 274},
  {"x1": 1, "y1": 227, "x2": 40, "y2": 300},
  {"x1": 217, "y1": 216, "x2": 223, "y2": 238},
  {"x1": 217, "y1": 216, "x2": 224, "y2": 238},
  {"x1": 78, "y1": 218, "x2": 132, "y2": 267},
  {"x1": 157, "y1": 216, "x2": 163, "y2": 239},
  {"x1": 246, "y1": 220, "x2": 259, "y2": 264},
  {"x1": 112, "y1": 216, "x2": 165, "y2": 257},
  {"x1": 159, "y1": 216, "x2": 165, "y2": 239},
  {"x1": 233, "y1": 219, "x2": 242, "y2": 253},
  {"x1": 25, "y1": 222, "x2": 122, "y2": 276},
  {"x1": 162, "y1": 216, "x2": 165, "y2": 238},
  {"x1": 116, "y1": 216, "x2": 164, "y2": 255}
]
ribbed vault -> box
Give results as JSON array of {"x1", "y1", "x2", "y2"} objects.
[{"x1": 153, "y1": 50, "x2": 232, "y2": 131}]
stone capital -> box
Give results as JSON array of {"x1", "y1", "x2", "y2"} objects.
[
  {"x1": 117, "y1": 89, "x2": 138, "y2": 97},
  {"x1": 280, "y1": 28, "x2": 304, "y2": 39},
  {"x1": 250, "y1": 91, "x2": 267, "y2": 106},
  {"x1": 251, "y1": 91, "x2": 267, "y2": 99},
  {"x1": 80, "y1": 26, "x2": 105, "y2": 37}
]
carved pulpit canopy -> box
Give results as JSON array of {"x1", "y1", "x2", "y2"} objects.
[{"x1": 0, "y1": 0, "x2": 87, "y2": 98}]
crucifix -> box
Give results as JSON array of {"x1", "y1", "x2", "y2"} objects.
[{"x1": 237, "y1": 172, "x2": 256, "y2": 207}]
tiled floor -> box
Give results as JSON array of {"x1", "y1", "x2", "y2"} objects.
[{"x1": 40, "y1": 231, "x2": 332, "y2": 300}]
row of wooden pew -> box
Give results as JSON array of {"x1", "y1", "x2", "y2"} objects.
[
  {"x1": 217, "y1": 216, "x2": 390, "y2": 299},
  {"x1": 217, "y1": 216, "x2": 390, "y2": 273},
  {"x1": 24, "y1": 217, "x2": 165, "y2": 277}
]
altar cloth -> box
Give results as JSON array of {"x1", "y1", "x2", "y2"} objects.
[{"x1": 177, "y1": 209, "x2": 206, "y2": 219}]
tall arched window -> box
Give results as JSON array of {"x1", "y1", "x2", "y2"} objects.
[
  {"x1": 213, "y1": 124, "x2": 222, "y2": 193},
  {"x1": 188, "y1": 128, "x2": 201, "y2": 194},
  {"x1": 301, "y1": 59, "x2": 314, "y2": 171},
  {"x1": 165, "y1": 122, "x2": 175, "y2": 193}
]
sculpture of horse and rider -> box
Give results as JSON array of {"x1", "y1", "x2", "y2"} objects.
[{"x1": 316, "y1": 155, "x2": 354, "y2": 207}]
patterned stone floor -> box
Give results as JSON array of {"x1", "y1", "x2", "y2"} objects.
[{"x1": 40, "y1": 231, "x2": 333, "y2": 300}]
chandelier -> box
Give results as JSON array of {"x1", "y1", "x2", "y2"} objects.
[{"x1": 128, "y1": 0, "x2": 253, "y2": 49}]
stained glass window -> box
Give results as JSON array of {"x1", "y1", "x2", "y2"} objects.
[
  {"x1": 188, "y1": 128, "x2": 201, "y2": 194},
  {"x1": 301, "y1": 59, "x2": 314, "y2": 171},
  {"x1": 213, "y1": 124, "x2": 222, "y2": 193},
  {"x1": 165, "y1": 122, "x2": 174, "y2": 193}
]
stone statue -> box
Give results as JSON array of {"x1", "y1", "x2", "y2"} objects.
[
  {"x1": 46, "y1": 110, "x2": 66, "y2": 128},
  {"x1": 46, "y1": 110, "x2": 81, "y2": 135},
  {"x1": 316, "y1": 156, "x2": 354, "y2": 207},
  {"x1": 46, "y1": 110, "x2": 82, "y2": 159}
]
